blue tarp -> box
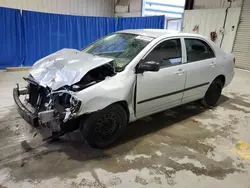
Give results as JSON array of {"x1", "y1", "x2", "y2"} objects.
[
  {"x1": 117, "y1": 16, "x2": 165, "y2": 30},
  {"x1": 22, "y1": 11, "x2": 117, "y2": 66},
  {"x1": 0, "y1": 7, "x2": 165, "y2": 68},
  {"x1": 0, "y1": 7, "x2": 24, "y2": 69}
]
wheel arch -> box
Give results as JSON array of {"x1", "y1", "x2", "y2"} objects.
[
  {"x1": 202, "y1": 74, "x2": 225, "y2": 107},
  {"x1": 79, "y1": 100, "x2": 130, "y2": 123},
  {"x1": 215, "y1": 75, "x2": 226, "y2": 87},
  {"x1": 114, "y1": 101, "x2": 130, "y2": 122}
]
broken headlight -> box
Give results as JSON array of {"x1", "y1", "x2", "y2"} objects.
[{"x1": 69, "y1": 96, "x2": 81, "y2": 113}]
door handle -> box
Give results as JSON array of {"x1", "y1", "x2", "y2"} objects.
[
  {"x1": 210, "y1": 62, "x2": 216, "y2": 67},
  {"x1": 175, "y1": 69, "x2": 185, "y2": 75}
]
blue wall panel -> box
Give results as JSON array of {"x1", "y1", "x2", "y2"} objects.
[
  {"x1": 0, "y1": 8, "x2": 165, "y2": 68},
  {"x1": 0, "y1": 7, "x2": 24, "y2": 69},
  {"x1": 117, "y1": 16, "x2": 165, "y2": 30},
  {"x1": 23, "y1": 11, "x2": 116, "y2": 66}
]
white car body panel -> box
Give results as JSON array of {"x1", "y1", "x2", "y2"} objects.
[
  {"x1": 75, "y1": 70, "x2": 137, "y2": 121},
  {"x1": 27, "y1": 29, "x2": 235, "y2": 123},
  {"x1": 29, "y1": 48, "x2": 114, "y2": 90},
  {"x1": 136, "y1": 65, "x2": 186, "y2": 118}
]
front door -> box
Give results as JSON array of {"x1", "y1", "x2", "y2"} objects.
[{"x1": 136, "y1": 38, "x2": 187, "y2": 118}]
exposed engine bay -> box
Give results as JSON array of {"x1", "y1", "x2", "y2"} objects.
[
  {"x1": 70, "y1": 63, "x2": 116, "y2": 92},
  {"x1": 18, "y1": 62, "x2": 116, "y2": 140}
]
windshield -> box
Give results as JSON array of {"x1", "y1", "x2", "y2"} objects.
[{"x1": 83, "y1": 33, "x2": 153, "y2": 70}]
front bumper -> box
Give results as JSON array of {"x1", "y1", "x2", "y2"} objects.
[{"x1": 13, "y1": 87, "x2": 39, "y2": 127}]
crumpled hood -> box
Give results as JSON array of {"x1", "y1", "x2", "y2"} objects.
[{"x1": 29, "y1": 49, "x2": 114, "y2": 90}]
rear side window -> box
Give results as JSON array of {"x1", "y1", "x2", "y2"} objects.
[
  {"x1": 144, "y1": 39, "x2": 182, "y2": 68},
  {"x1": 185, "y1": 39, "x2": 215, "y2": 63}
]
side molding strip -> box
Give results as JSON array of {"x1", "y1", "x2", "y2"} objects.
[{"x1": 137, "y1": 82, "x2": 209, "y2": 104}]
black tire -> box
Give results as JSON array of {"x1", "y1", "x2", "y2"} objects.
[
  {"x1": 80, "y1": 104, "x2": 127, "y2": 148},
  {"x1": 202, "y1": 78, "x2": 223, "y2": 108}
]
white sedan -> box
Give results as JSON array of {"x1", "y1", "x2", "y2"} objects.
[{"x1": 13, "y1": 29, "x2": 235, "y2": 148}]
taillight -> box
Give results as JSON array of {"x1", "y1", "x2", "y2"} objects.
[{"x1": 233, "y1": 57, "x2": 236, "y2": 64}]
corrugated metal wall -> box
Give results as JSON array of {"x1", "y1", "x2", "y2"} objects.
[
  {"x1": 0, "y1": 0, "x2": 115, "y2": 16},
  {"x1": 183, "y1": 8, "x2": 241, "y2": 53},
  {"x1": 233, "y1": 0, "x2": 250, "y2": 70},
  {"x1": 193, "y1": 0, "x2": 242, "y2": 9},
  {"x1": 221, "y1": 8, "x2": 241, "y2": 53},
  {"x1": 183, "y1": 9, "x2": 226, "y2": 45}
]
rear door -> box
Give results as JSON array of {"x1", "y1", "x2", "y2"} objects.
[{"x1": 182, "y1": 38, "x2": 218, "y2": 103}]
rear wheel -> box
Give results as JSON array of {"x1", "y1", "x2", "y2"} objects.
[
  {"x1": 80, "y1": 104, "x2": 127, "y2": 148},
  {"x1": 202, "y1": 78, "x2": 223, "y2": 108}
]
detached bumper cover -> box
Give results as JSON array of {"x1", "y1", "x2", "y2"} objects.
[{"x1": 13, "y1": 88, "x2": 38, "y2": 127}]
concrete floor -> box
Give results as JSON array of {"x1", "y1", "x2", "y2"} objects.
[{"x1": 0, "y1": 69, "x2": 250, "y2": 188}]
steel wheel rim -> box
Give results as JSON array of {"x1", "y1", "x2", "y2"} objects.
[{"x1": 93, "y1": 112, "x2": 119, "y2": 142}]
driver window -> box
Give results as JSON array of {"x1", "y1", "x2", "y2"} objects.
[{"x1": 144, "y1": 39, "x2": 182, "y2": 68}]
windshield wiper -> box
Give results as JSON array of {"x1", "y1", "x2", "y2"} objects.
[
  {"x1": 94, "y1": 50, "x2": 125, "y2": 55},
  {"x1": 114, "y1": 67, "x2": 124, "y2": 72}
]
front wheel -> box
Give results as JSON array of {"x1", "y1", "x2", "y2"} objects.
[
  {"x1": 202, "y1": 79, "x2": 223, "y2": 108},
  {"x1": 80, "y1": 104, "x2": 127, "y2": 148}
]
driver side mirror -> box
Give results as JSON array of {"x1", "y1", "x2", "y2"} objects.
[{"x1": 136, "y1": 61, "x2": 160, "y2": 74}]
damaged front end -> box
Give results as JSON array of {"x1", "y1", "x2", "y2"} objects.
[
  {"x1": 13, "y1": 76, "x2": 82, "y2": 140},
  {"x1": 13, "y1": 49, "x2": 117, "y2": 140}
]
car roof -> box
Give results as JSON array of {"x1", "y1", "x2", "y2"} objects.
[{"x1": 118, "y1": 29, "x2": 203, "y2": 39}]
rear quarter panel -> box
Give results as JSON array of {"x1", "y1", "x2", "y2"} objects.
[{"x1": 211, "y1": 41, "x2": 235, "y2": 87}]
